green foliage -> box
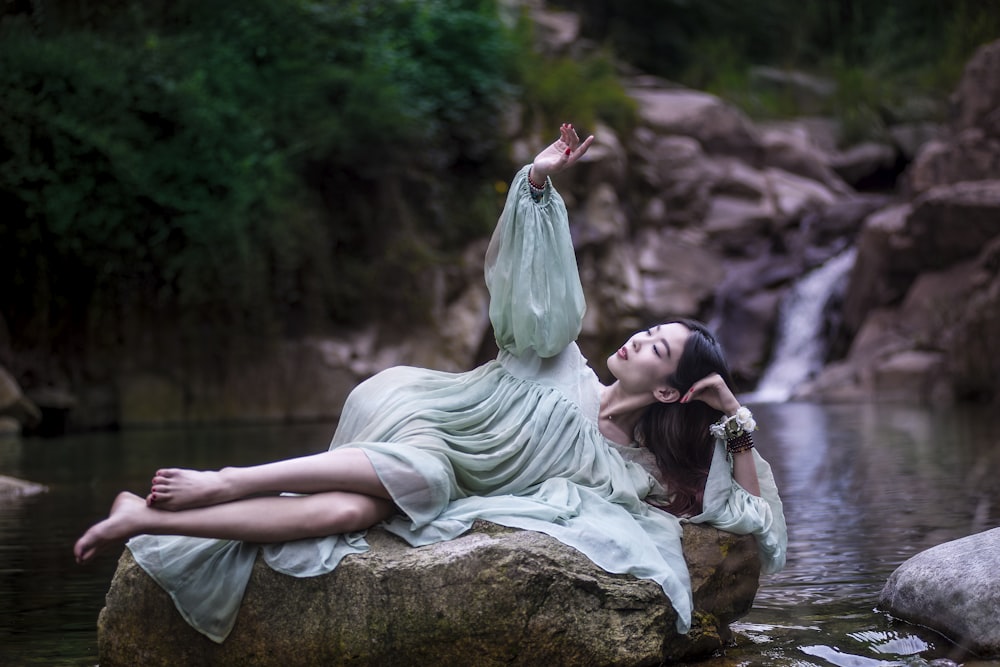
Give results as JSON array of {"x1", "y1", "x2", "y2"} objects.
[
  {"x1": 554, "y1": 0, "x2": 1000, "y2": 138},
  {"x1": 519, "y1": 50, "x2": 637, "y2": 137},
  {"x1": 512, "y1": 15, "x2": 637, "y2": 136},
  {"x1": 0, "y1": 0, "x2": 517, "y2": 361}
]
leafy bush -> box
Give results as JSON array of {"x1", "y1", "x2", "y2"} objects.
[
  {"x1": 508, "y1": 10, "x2": 636, "y2": 137},
  {"x1": 0, "y1": 0, "x2": 517, "y2": 364}
]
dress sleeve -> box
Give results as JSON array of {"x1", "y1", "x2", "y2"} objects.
[
  {"x1": 484, "y1": 165, "x2": 586, "y2": 358},
  {"x1": 688, "y1": 441, "x2": 787, "y2": 575}
]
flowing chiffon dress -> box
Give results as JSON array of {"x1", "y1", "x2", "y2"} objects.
[{"x1": 127, "y1": 166, "x2": 786, "y2": 643}]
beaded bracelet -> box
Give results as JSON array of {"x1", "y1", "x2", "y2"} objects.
[
  {"x1": 527, "y1": 170, "x2": 547, "y2": 201},
  {"x1": 726, "y1": 431, "x2": 755, "y2": 455},
  {"x1": 710, "y1": 407, "x2": 757, "y2": 456}
]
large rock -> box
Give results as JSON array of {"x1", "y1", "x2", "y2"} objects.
[
  {"x1": 945, "y1": 236, "x2": 1000, "y2": 399},
  {"x1": 879, "y1": 527, "x2": 1000, "y2": 657},
  {"x1": 635, "y1": 227, "x2": 726, "y2": 316},
  {"x1": 905, "y1": 130, "x2": 1000, "y2": 195},
  {"x1": 629, "y1": 86, "x2": 763, "y2": 162},
  {"x1": 756, "y1": 122, "x2": 850, "y2": 193},
  {"x1": 840, "y1": 203, "x2": 917, "y2": 334},
  {"x1": 98, "y1": 522, "x2": 762, "y2": 667},
  {"x1": 904, "y1": 39, "x2": 1000, "y2": 194},
  {"x1": 800, "y1": 226, "x2": 1000, "y2": 404},
  {"x1": 951, "y1": 39, "x2": 1000, "y2": 136},
  {"x1": 906, "y1": 180, "x2": 1000, "y2": 270}
]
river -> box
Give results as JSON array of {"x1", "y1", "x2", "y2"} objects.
[{"x1": 1, "y1": 402, "x2": 998, "y2": 666}]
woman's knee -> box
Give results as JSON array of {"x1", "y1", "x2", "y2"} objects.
[{"x1": 306, "y1": 493, "x2": 391, "y2": 534}]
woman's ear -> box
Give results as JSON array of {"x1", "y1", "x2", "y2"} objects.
[{"x1": 653, "y1": 385, "x2": 681, "y2": 404}]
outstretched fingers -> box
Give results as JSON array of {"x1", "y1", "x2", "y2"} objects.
[
  {"x1": 558, "y1": 123, "x2": 594, "y2": 166},
  {"x1": 568, "y1": 133, "x2": 594, "y2": 161},
  {"x1": 532, "y1": 123, "x2": 596, "y2": 179},
  {"x1": 559, "y1": 122, "x2": 578, "y2": 148}
]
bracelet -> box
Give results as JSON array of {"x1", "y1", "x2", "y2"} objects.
[
  {"x1": 709, "y1": 407, "x2": 757, "y2": 441},
  {"x1": 726, "y1": 431, "x2": 755, "y2": 455},
  {"x1": 527, "y1": 170, "x2": 547, "y2": 193}
]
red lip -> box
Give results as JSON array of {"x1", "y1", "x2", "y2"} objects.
[{"x1": 617, "y1": 346, "x2": 628, "y2": 360}]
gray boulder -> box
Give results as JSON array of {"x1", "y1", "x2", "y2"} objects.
[
  {"x1": 907, "y1": 180, "x2": 1000, "y2": 271},
  {"x1": 98, "y1": 522, "x2": 762, "y2": 667},
  {"x1": 628, "y1": 85, "x2": 763, "y2": 162},
  {"x1": 879, "y1": 527, "x2": 1000, "y2": 657},
  {"x1": 905, "y1": 39, "x2": 1000, "y2": 194}
]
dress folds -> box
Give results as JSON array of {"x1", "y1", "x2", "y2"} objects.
[{"x1": 127, "y1": 165, "x2": 786, "y2": 643}]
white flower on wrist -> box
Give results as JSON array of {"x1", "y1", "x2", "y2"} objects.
[
  {"x1": 709, "y1": 406, "x2": 757, "y2": 440},
  {"x1": 734, "y1": 406, "x2": 756, "y2": 432}
]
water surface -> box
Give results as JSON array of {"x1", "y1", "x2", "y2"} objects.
[{"x1": 1, "y1": 403, "x2": 998, "y2": 666}]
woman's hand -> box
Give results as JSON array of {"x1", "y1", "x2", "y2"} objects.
[
  {"x1": 679, "y1": 373, "x2": 741, "y2": 415},
  {"x1": 529, "y1": 123, "x2": 595, "y2": 184},
  {"x1": 684, "y1": 373, "x2": 761, "y2": 495}
]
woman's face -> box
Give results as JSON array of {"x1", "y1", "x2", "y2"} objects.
[{"x1": 606, "y1": 323, "x2": 691, "y2": 396}]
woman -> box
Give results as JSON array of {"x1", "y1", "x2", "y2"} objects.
[{"x1": 75, "y1": 124, "x2": 785, "y2": 643}]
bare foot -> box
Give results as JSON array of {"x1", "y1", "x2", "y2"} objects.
[
  {"x1": 147, "y1": 468, "x2": 234, "y2": 511},
  {"x1": 74, "y1": 492, "x2": 147, "y2": 564}
]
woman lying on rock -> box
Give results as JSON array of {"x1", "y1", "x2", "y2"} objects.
[{"x1": 75, "y1": 123, "x2": 785, "y2": 643}]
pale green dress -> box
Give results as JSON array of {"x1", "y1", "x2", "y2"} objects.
[{"x1": 128, "y1": 166, "x2": 786, "y2": 643}]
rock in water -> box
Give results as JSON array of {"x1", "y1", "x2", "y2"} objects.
[
  {"x1": 0, "y1": 474, "x2": 47, "y2": 497},
  {"x1": 98, "y1": 522, "x2": 762, "y2": 666},
  {"x1": 879, "y1": 527, "x2": 1000, "y2": 657}
]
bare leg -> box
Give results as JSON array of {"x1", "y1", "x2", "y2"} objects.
[
  {"x1": 148, "y1": 447, "x2": 388, "y2": 510},
  {"x1": 75, "y1": 489, "x2": 395, "y2": 564}
]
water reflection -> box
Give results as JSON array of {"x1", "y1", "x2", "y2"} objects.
[
  {"x1": 0, "y1": 404, "x2": 998, "y2": 666},
  {"x1": 697, "y1": 401, "x2": 1000, "y2": 667},
  {"x1": 0, "y1": 423, "x2": 335, "y2": 666}
]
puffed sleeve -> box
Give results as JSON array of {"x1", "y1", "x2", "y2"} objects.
[
  {"x1": 484, "y1": 165, "x2": 586, "y2": 358},
  {"x1": 688, "y1": 441, "x2": 787, "y2": 574}
]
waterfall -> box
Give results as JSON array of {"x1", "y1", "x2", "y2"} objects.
[{"x1": 744, "y1": 248, "x2": 857, "y2": 403}]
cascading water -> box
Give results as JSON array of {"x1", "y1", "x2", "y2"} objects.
[{"x1": 744, "y1": 248, "x2": 857, "y2": 403}]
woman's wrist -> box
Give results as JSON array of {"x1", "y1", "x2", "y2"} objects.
[
  {"x1": 722, "y1": 401, "x2": 742, "y2": 417},
  {"x1": 710, "y1": 406, "x2": 756, "y2": 438},
  {"x1": 726, "y1": 432, "x2": 755, "y2": 455},
  {"x1": 527, "y1": 167, "x2": 547, "y2": 201},
  {"x1": 528, "y1": 166, "x2": 547, "y2": 190},
  {"x1": 709, "y1": 407, "x2": 758, "y2": 456}
]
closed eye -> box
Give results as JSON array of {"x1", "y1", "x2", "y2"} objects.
[{"x1": 645, "y1": 329, "x2": 661, "y2": 358}]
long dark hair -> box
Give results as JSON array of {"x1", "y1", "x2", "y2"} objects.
[{"x1": 634, "y1": 319, "x2": 735, "y2": 517}]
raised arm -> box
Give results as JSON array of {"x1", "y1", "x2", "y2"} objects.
[
  {"x1": 684, "y1": 374, "x2": 786, "y2": 574},
  {"x1": 484, "y1": 124, "x2": 594, "y2": 358},
  {"x1": 681, "y1": 373, "x2": 761, "y2": 496}
]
